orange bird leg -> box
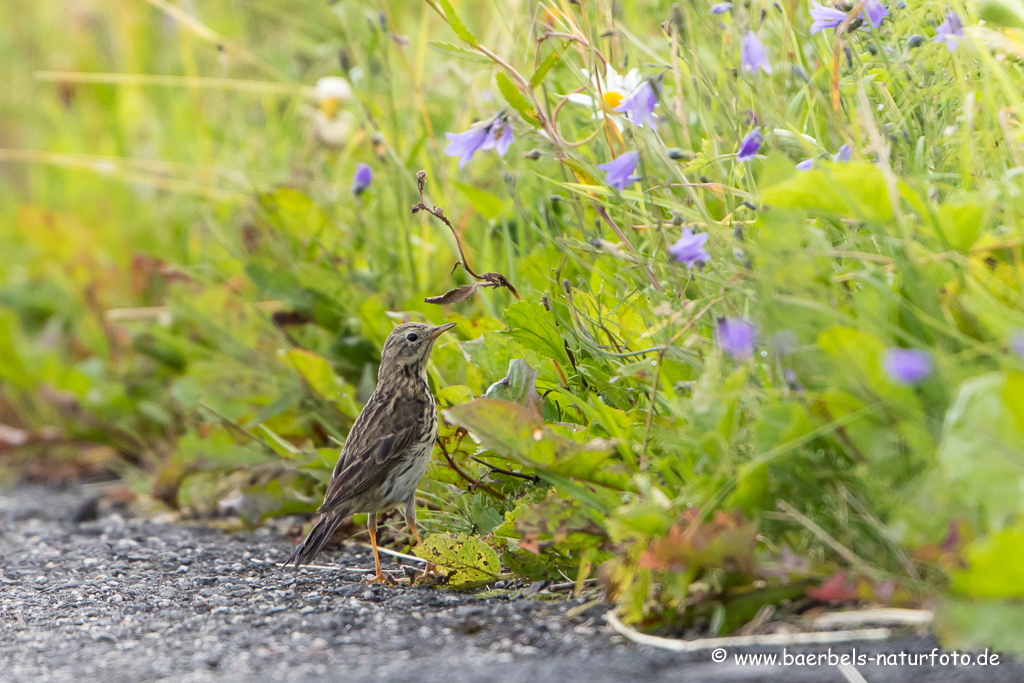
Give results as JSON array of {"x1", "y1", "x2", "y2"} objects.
[{"x1": 363, "y1": 514, "x2": 390, "y2": 585}]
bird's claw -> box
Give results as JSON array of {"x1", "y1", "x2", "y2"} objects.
[{"x1": 363, "y1": 570, "x2": 398, "y2": 586}]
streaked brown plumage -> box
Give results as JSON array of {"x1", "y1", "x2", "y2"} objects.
[{"x1": 285, "y1": 321, "x2": 455, "y2": 582}]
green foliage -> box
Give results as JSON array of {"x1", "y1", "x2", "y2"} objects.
[{"x1": 413, "y1": 532, "x2": 501, "y2": 586}]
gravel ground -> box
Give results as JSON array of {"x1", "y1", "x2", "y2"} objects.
[{"x1": 1, "y1": 483, "x2": 1021, "y2": 683}]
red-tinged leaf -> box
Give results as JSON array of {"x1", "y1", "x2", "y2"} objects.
[
  {"x1": 807, "y1": 571, "x2": 859, "y2": 603},
  {"x1": 638, "y1": 509, "x2": 758, "y2": 575}
]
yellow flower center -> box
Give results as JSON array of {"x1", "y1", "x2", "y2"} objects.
[
  {"x1": 319, "y1": 97, "x2": 341, "y2": 119},
  {"x1": 602, "y1": 90, "x2": 625, "y2": 109}
]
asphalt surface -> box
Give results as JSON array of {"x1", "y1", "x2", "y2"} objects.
[{"x1": 1, "y1": 482, "x2": 1021, "y2": 683}]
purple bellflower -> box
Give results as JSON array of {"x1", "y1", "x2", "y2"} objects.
[
  {"x1": 833, "y1": 144, "x2": 852, "y2": 162},
  {"x1": 809, "y1": 3, "x2": 848, "y2": 34},
  {"x1": 597, "y1": 151, "x2": 640, "y2": 191},
  {"x1": 864, "y1": 0, "x2": 889, "y2": 29},
  {"x1": 444, "y1": 114, "x2": 515, "y2": 168},
  {"x1": 718, "y1": 318, "x2": 757, "y2": 359},
  {"x1": 711, "y1": 3, "x2": 733, "y2": 14},
  {"x1": 737, "y1": 130, "x2": 763, "y2": 162},
  {"x1": 934, "y1": 12, "x2": 964, "y2": 52},
  {"x1": 741, "y1": 32, "x2": 772, "y2": 75},
  {"x1": 810, "y1": 1, "x2": 888, "y2": 35},
  {"x1": 481, "y1": 121, "x2": 514, "y2": 157},
  {"x1": 883, "y1": 348, "x2": 933, "y2": 385},
  {"x1": 614, "y1": 80, "x2": 658, "y2": 128},
  {"x1": 668, "y1": 227, "x2": 710, "y2": 268},
  {"x1": 352, "y1": 163, "x2": 373, "y2": 195},
  {"x1": 796, "y1": 158, "x2": 816, "y2": 171}
]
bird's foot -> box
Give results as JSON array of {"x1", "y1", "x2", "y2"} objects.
[{"x1": 363, "y1": 570, "x2": 398, "y2": 586}]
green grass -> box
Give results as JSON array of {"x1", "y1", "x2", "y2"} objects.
[{"x1": 3, "y1": 0, "x2": 1024, "y2": 648}]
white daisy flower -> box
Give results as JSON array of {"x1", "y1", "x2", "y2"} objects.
[
  {"x1": 567, "y1": 66, "x2": 643, "y2": 130},
  {"x1": 310, "y1": 77, "x2": 354, "y2": 148}
]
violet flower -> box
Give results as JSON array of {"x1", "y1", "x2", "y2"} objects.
[
  {"x1": 883, "y1": 348, "x2": 932, "y2": 385},
  {"x1": 444, "y1": 126, "x2": 491, "y2": 169},
  {"x1": 864, "y1": 0, "x2": 889, "y2": 29},
  {"x1": 351, "y1": 163, "x2": 373, "y2": 195},
  {"x1": 741, "y1": 32, "x2": 772, "y2": 75},
  {"x1": 597, "y1": 151, "x2": 640, "y2": 191},
  {"x1": 613, "y1": 80, "x2": 658, "y2": 128},
  {"x1": 809, "y1": 2, "x2": 848, "y2": 34},
  {"x1": 1010, "y1": 332, "x2": 1024, "y2": 358},
  {"x1": 796, "y1": 158, "x2": 816, "y2": 171},
  {"x1": 737, "y1": 130, "x2": 763, "y2": 162},
  {"x1": 444, "y1": 114, "x2": 515, "y2": 168},
  {"x1": 711, "y1": 3, "x2": 733, "y2": 14},
  {"x1": 481, "y1": 122, "x2": 515, "y2": 157},
  {"x1": 668, "y1": 227, "x2": 710, "y2": 269},
  {"x1": 934, "y1": 12, "x2": 963, "y2": 52},
  {"x1": 833, "y1": 144, "x2": 852, "y2": 162},
  {"x1": 717, "y1": 318, "x2": 757, "y2": 359}
]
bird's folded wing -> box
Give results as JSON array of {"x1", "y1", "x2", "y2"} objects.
[{"x1": 317, "y1": 404, "x2": 420, "y2": 514}]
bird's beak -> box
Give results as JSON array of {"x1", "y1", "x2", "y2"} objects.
[{"x1": 427, "y1": 322, "x2": 457, "y2": 340}]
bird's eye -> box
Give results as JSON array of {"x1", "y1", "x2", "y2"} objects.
[{"x1": 406, "y1": 333, "x2": 419, "y2": 342}]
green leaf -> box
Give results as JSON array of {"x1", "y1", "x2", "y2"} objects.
[
  {"x1": 427, "y1": 40, "x2": 488, "y2": 63},
  {"x1": 952, "y1": 525, "x2": 1024, "y2": 597},
  {"x1": 455, "y1": 182, "x2": 504, "y2": 220},
  {"x1": 436, "y1": 384, "x2": 474, "y2": 406},
  {"x1": 502, "y1": 300, "x2": 569, "y2": 365},
  {"x1": 760, "y1": 162, "x2": 893, "y2": 224},
  {"x1": 1005, "y1": 373, "x2": 1024, "y2": 433},
  {"x1": 940, "y1": 200, "x2": 986, "y2": 253},
  {"x1": 978, "y1": 0, "x2": 1024, "y2": 29},
  {"x1": 443, "y1": 398, "x2": 625, "y2": 489},
  {"x1": 938, "y1": 372, "x2": 1024, "y2": 526},
  {"x1": 529, "y1": 47, "x2": 564, "y2": 88},
  {"x1": 413, "y1": 532, "x2": 500, "y2": 586},
  {"x1": 436, "y1": 0, "x2": 478, "y2": 46},
  {"x1": 495, "y1": 72, "x2": 540, "y2": 127}
]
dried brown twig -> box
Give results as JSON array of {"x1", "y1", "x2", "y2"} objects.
[{"x1": 411, "y1": 170, "x2": 521, "y2": 304}]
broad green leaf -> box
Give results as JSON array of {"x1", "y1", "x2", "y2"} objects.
[
  {"x1": 760, "y1": 162, "x2": 893, "y2": 224},
  {"x1": 495, "y1": 72, "x2": 540, "y2": 127},
  {"x1": 952, "y1": 525, "x2": 1024, "y2": 597},
  {"x1": 436, "y1": 383, "x2": 474, "y2": 406},
  {"x1": 413, "y1": 532, "x2": 500, "y2": 586},
  {"x1": 280, "y1": 348, "x2": 340, "y2": 398},
  {"x1": 938, "y1": 372, "x2": 1024, "y2": 527},
  {"x1": 443, "y1": 398, "x2": 625, "y2": 489},
  {"x1": 940, "y1": 200, "x2": 986, "y2": 253},
  {"x1": 502, "y1": 300, "x2": 569, "y2": 365},
  {"x1": 436, "y1": 0, "x2": 478, "y2": 46},
  {"x1": 978, "y1": 0, "x2": 1024, "y2": 29},
  {"x1": 455, "y1": 182, "x2": 504, "y2": 220}
]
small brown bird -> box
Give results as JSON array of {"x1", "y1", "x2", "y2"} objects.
[{"x1": 286, "y1": 321, "x2": 456, "y2": 582}]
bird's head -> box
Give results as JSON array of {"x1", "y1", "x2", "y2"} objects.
[{"x1": 380, "y1": 321, "x2": 456, "y2": 374}]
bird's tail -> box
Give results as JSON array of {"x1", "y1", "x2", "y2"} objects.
[{"x1": 285, "y1": 510, "x2": 346, "y2": 567}]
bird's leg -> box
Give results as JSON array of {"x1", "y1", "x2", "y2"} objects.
[
  {"x1": 363, "y1": 513, "x2": 393, "y2": 585},
  {"x1": 404, "y1": 497, "x2": 437, "y2": 580}
]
